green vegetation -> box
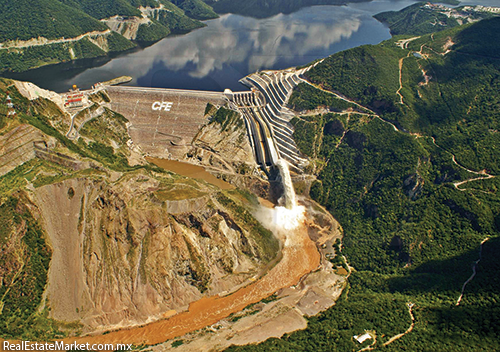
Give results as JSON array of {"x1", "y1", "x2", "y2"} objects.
[
  {"x1": 0, "y1": 32, "x2": 135, "y2": 73},
  {"x1": 289, "y1": 83, "x2": 368, "y2": 113},
  {"x1": 152, "y1": 8, "x2": 205, "y2": 33},
  {"x1": 208, "y1": 106, "x2": 244, "y2": 132},
  {"x1": 0, "y1": 78, "x2": 165, "y2": 340},
  {"x1": 171, "y1": 0, "x2": 218, "y2": 20},
  {"x1": 0, "y1": 195, "x2": 61, "y2": 340},
  {"x1": 172, "y1": 340, "x2": 184, "y2": 348},
  {"x1": 60, "y1": 0, "x2": 142, "y2": 20},
  {"x1": 79, "y1": 107, "x2": 129, "y2": 145},
  {"x1": 210, "y1": 0, "x2": 363, "y2": 19},
  {"x1": 304, "y1": 18, "x2": 500, "y2": 174},
  {"x1": 374, "y1": 2, "x2": 498, "y2": 36},
  {"x1": 305, "y1": 43, "x2": 403, "y2": 113},
  {"x1": 0, "y1": 39, "x2": 103, "y2": 73},
  {"x1": 290, "y1": 115, "x2": 325, "y2": 158},
  {"x1": 134, "y1": 20, "x2": 171, "y2": 42},
  {"x1": 129, "y1": 0, "x2": 159, "y2": 6},
  {"x1": 374, "y1": 2, "x2": 459, "y2": 36},
  {"x1": 0, "y1": 0, "x2": 207, "y2": 73},
  {"x1": 106, "y1": 31, "x2": 138, "y2": 52},
  {"x1": 1, "y1": 78, "x2": 137, "y2": 172},
  {"x1": 226, "y1": 17, "x2": 500, "y2": 352},
  {"x1": 216, "y1": 192, "x2": 279, "y2": 261},
  {"x1": 0, "y1": 0, "x2": 108, "y2": 42}
]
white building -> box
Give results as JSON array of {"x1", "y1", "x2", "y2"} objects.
[{"x1": 354, "y1": 333, "x2": 372, "y2": 344}]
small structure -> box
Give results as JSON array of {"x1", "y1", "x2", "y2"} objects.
[
  {"x1": 64, "y1": 84, "x2": 84, "y2": 108},
  {"x1": 354, "y1": 333, "x2": 372, "y2": 344},
  {"x1": 6, "y1": 92, "x2": 16, "y2": 117}
]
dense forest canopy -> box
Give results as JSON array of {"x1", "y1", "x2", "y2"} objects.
[
  {"x1": 210, "y1": 0, "x2": 365, "y2": 18},
  {"x1": 0, "y1": 0, "x2": 206, "y2": 72},
  {"x1": 227, "y1": 16, "x2": 500, "y2": 352},
  {"x1": 0, "y1": 0, "x2": 108, "y2": 42},
  {"x1": 374, "y1": 2, "x2": 499, "y2": 36},
  {"x1": 58, "y1": 0, "x2": 143, "y2": 20}
]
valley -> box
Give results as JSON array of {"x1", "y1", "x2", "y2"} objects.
[
  {"x1": 0, "y1": 56, "x2": 347, "y2": 349},
  {"x1": 0, "y1": 1, "x2": 499, "y2": 352}
]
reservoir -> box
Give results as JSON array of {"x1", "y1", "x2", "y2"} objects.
[{"x1": 4, "y1": 0, "x2": 494, "y2": 92}]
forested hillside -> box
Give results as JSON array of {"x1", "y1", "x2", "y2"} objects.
[
  {"x1": 210, "y1": 0, "x2": 366, "y2": 18},
  {"x1": 207, "y1": 0, "x2": 461, "y2": 19},
  {"x1": 0, "y1": 0, "x2": 206, "y2": 73},
  {"x1": 374, "y1": 2, "x2": 499, "y2": 36},
  {"x1": 227, "y1": 17, "x2": 500, "y2": 352},
  {"x1": 171, "y1": 0, "x2": 218, "y2": 20},
  {"x1": 0, "y1": 0, "x2": 108, "y2": 42},
  {"x1": 59, "y1": 0, "x2": 142, "y2": 19}
]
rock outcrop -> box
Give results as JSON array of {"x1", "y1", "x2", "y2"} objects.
[{"x1": 32, "y1": 171, "x2": 278, "y2": 332}]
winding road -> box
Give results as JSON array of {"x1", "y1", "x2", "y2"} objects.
[{"x1": 456, "y1": 238, "x2": 490, "y2": 306}]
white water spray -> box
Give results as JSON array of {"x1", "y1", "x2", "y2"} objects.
[
  {"x1": 276, "y1": 159, "x2": 296, "y2": 210},
  {"x1": 255, "y1": 159, "x2": 305, "y2": 236}
]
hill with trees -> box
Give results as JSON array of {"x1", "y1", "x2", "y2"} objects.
[
  {"x1": 226, "y1": 16, "x2": 500, "y2": 352},
  {"x1": 171, "y1": 0, "x2": 218, "y2": 20},
  {"x1": 209, "y1": 0, "x2": 367, "y2": 19},
  {"x1": 206, "y1": 0, "x2": 461, "y2": 19},
  {"x1": 59, "y1": 0, "x2": 142, "y2": 19},
  {"x1": 0, "y1": 0, "x2": 108, "y2": 42},
  {"x1": 374, "y1": 2, "x2": 499, "y2": 36},
  {"x1": 0, "y1": 0, "x2": 207, "y2": 73}
]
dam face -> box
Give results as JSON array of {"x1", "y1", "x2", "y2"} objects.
[
  {"x1": 105, "y1": 68, "x2": 309, "y2": 170},
  {"x1": 106, "y1": 86, "x2": 226, "y2": 159}
]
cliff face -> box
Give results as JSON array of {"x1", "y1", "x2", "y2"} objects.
[
  {"x1": 32, "y1": 171, "x2": 278, "y2": 332},
  {"x1": 188, "y1": 111, "x2": 255, "y2": 170},
  {"x1": 184, "y1": 105, "x2": 257, "y2": 177},
  {"x1": 0, "y1": 79, "x2": 278, "y2": 337}
]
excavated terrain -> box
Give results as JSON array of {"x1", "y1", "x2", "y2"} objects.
[
  {"x1": 32, "y1": 172, "x2": 278, "y2": 332},
  {"x1": 0, "y1": 79, "x2": 347, "y2": 350}
]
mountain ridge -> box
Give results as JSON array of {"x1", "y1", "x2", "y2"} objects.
[{"x1": 225, "y1": 14, "x2": 500, "y2": 352}]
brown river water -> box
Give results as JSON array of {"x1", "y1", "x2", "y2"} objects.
[
  {"x1": 147, "y1": 157, "x2": 234, "y2": 190},
  {"x1": 64, "y1": 221, "x2": 320, "y2": 348},
  {"x1": 53, "y1": 157, "x2": 319, "y2": 349}
]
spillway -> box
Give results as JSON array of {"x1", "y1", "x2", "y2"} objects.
[{"x1": 276, "y1": 159, "x2": 296, "y2": 209}]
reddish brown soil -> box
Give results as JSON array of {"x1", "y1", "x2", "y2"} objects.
[{"x1": 66, "y1": 223, "x2": 320, "y2": 347}]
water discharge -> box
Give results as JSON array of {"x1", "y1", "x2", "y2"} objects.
[
  {"x1": 276, "y1": 159, "x2": 297, "y2": 210},
  {"x1": 256, "y1": 159, "x2": 306, "y2": 236},
  {"x1": 62, "y1": 159, "x2": 316, "y2": 348}
]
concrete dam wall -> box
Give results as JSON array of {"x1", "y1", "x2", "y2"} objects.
[
  {"x1": 105, "y1": 68, "x2": 309, "y2": 171},
  {"x1": 107, "y1": 86, "x2": 226, "y2": 159}
]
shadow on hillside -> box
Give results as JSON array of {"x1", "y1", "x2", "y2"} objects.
[{"x1": 386, "y1": 237, "x2": 500, "y2": 298}]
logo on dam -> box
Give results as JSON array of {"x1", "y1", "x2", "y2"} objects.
[{"x1": 152, "y1": 101, "x2": 173, "y2": 111}]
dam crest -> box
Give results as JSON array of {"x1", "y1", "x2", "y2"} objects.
[{"x1": 104, "y1": 67, "x2": 313, "y2": 175}]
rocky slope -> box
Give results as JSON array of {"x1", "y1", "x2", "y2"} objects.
[
  {"x1": 33, "y1": 173, "x2": 278, "y2": 332},
  {"x1": 0, "y1": 78, "x2": 280, "y2": 338},
  {"x1": 186, "y1": 104, "x2": 257, "y2": 176}
]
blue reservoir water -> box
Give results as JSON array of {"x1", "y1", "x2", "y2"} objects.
[{"x1": 6, "y1": 0, "x2": 495, "y2": 92}]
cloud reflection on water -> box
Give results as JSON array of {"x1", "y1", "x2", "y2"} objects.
[{"x1": 68, "y1": 5, "x2": 389, "y2": 91}]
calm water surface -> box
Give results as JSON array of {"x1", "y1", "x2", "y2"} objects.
[{"x1": 7, "y1": 0, "x2": 496, "y2": 92}]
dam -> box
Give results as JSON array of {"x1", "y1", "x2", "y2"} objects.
[
  {"x1": 105, "y1": 68, "x2": 309, "y2": 171},
  {"x1": 106, "y1": 86, "x2": 226, "y2": 160}
]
